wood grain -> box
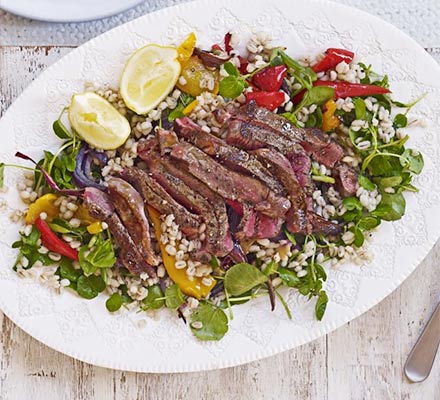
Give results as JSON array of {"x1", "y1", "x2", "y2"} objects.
[{"x1": 0, "y1": 45, "x2": 439, "y2": 400}]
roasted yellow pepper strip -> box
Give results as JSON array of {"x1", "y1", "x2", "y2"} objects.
[
  {"x1": 322, "y1": 99, "x2": 340, "y2": 132},
  {"x1": 87, "y1": 221, "x2": 104, "y2": 234},
  {"x1": 183, "y1": 99, "x2": 198, "y2": 115},
  {"x1": 177, "y1": 32, "x2": 196, "y2": 64},
  {"x1": 147, "y1": 205, "x2": 216, "y2": 299},
  {"x1": 74, "y1": 204, "x2": 97, "y2": 225},
  {"x1": 25, "y1": 193, "x2": 59, "y2": 224}
]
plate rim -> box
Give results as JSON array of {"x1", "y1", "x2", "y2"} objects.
[
  {"x1": 1, "y1": 0, "x2": 440, "y2": 373},
  {"x1": 0, "y1": 0, "x2": 147, "y2": 23}
]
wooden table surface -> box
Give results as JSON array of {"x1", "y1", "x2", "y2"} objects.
[{"x1": 1, "y1": 1, "x2": 440, "y2": 398}]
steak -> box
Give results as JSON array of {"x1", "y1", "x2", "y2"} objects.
[
  {"x1": 307, "y1": 212, "x2": 342, "y2": 236},
  {"x1": 252, "y1": 148, "x2": 308, "y2": 234},
  {"x1": 140, "y1": 144, "x2": 233, "y2": 258},
  {"x1": 174, "y1": 117, "x2": 284, "y2": 194},
  {"x1": 108, "y1": 178, "x2": 160, "y2": 266},
  {"x1": 168, "y1": 140, "x2": 291, "y2": 218},
  {"x1": 333, "y1": 162, "x2": 359, "y2": 197},
  {"x1": 119, "y1": 167, "x2": 200, "y2": 240},
  {"x1": 157, "y1": 154, "x2": 234, "y2": 258},
  {"x1": 302, "y1": 128, "x2": 344, "y2": 168},
  {"x1": 83, "y1": 187, "x2": 157, "y2": 277}
]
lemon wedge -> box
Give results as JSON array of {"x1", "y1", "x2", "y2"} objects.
[
  {"x1": 68, "y1": 92, "x2": 131, "y2": 150},
  {"x1": 120, "y1": 44, "x2": 181, "y2": 115}
]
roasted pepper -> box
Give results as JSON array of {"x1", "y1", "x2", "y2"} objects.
[
  {"x1": 25, "y1": 193, "x2": 59, "y2": 224},
  {"x1": 252, "y1": 65, "x2": 287, "y2": 92},
  {"x1": 312, "y1": 48, "x2": 355, "y2": 73},
  {"x1": 35, "y1": 216, "x2": 79, "y2": 260},
  {"x1": 177, "y1": 32, "x2": 196, "y2": 64},
  {"x1": 87, "y1": 221, "x2": 104, "y2": 234},
  {"x1": 74, "y1": 204, "x2": 97, "y2": 225},
  {"x1": 176, "y1": 55, "x2": 220, "y2": 97},
  {"x1": 322, "y1": 99, "x2": 340, "y2": 132},
  {"x1": 246, "y1": 91, "x2": 285, "y2": 111},
  {"x1": 314, "y1": 80, "x2": 391, "y2": 98},
  {"x1": 183, "y1": 99, "x2": 198, "y2": 115},
  {"x1": 147, "y1": 205, "x2": 216, "y2": 299}
]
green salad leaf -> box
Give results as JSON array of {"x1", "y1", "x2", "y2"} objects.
[
  {"x1": 224, "y1": 263, "x2": 268, "y2": 296},
  {"x1": 106, "y1": 292, "x2": 123, "y2": 312},
  {"x1": 165, "y1": 284, "x2": 185, "y2": 309},
  {"x1": 142, "y1": 284, "x2": 165, "y2": 310},
  {"x1": 190, "y1": 303, "x2": 228, "y2": 341}
]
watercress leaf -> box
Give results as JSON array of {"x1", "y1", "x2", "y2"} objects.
[
  {"x1": 78, "y1": 246, "x2": 98, "y2": 276},
  {"x1": 119, "y1": 284, "x2": 134, "y2": 304},
  {"x1": 401, "y1": 149, "x2": 424, "y2": 174},
  {"x1": 394, "y1": 113, "x2": 407, "y2": 128},
  {"x1": 343, "y1": 197, "x2": 362, "y2": 211},
  {"x1": 315, "y1": 290, "x2": 328, "y2": 321},
  {"x1": 224, "y1": 263, "x2": 268, "y2": 296},
  {"x1": 314, "y1": 264, "x2": 327, "y2": 281},
  {"x1": 354, "y1": 98, "x2": 366, "y2": 120},
  {"x1": 367, "y1": 155, "x2": 394, "y2": 176},
  {"x1": 88, "y1": 275, "x2": 106, "y2": 293},
  {"x1": 342, "y1": 209, "x2": 362, "y2": 222},
  {"x1": 165, "y1": 284, "x2": 185, "y2": 309},
  {"x1": 284, "y1": 230, "x2": 297, "y2": 245},
  {"x1": 223, "y1": 61, "x2": 239, "y2": 76},
  {"x1": 372, "y1": 193, "x2": 406, "y2": 221},
  {"x1": 263, "y1": 261, "x2": 278, "y2": 276},
  {"x1": 52, "y1": 119, "x2": 71, "y2": 139},
  {"x1": 143, "y1": 284, "x2": 165, "y2": 310},
  {"x1": 76, "y1": 275, "x2": 99, "y2": 299},
  {"x1": 168, "y1": 108, "x2": 185, "y2": 122},
  {"x1": 302, "y1": 86, "x2": 334, "y2": 108},
  {"x1": 353, "y1": 227, "x2": 365, "y2": 247},
  {"x1": 59, "y1": 258, "x2": 82, "y2": 283},
  {"x1": 278, "y1": 267, "x2": 301, "y2": 287},
  {"x1": 106, "y1": 292, "x2": 123, "y2": 312},
  {"x1": 358, "y1": 216, "x2": 380, "y2": 231},
  {"x1": 219, "y1": 76, "x2": 245, "y2": 99},
  {"x1": 190, "y1": 303, "x2": 228, "y2": 341},
  {"x1": 374, "y1": 175, "x2": 403, "y2": 188},
  {"x1": 358, "y1": 174, "x2": 376, "y2": 191}
]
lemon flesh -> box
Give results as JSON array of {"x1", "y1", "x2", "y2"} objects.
[
  {"x1": 120, "y1": 44, "x2": 181, "y2": 115},
  {"x1": 68, "y1": 92, "x2": 131, "y2": 150}
]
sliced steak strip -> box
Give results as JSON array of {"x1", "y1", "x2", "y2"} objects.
[
  {"x1": 119, "y1": 167, "x2": 200, "y2": 240},
  {"x1": 307, "y1": 212, "x2": 342, "y2": 236},
  {"x1": 233, "y1": 101, "x2": 343, "y2": 168},
  {"x1": 157, "y1": 155, "x2": 234, "y2": 258},
  {"x1": 239, "y1": 100, "x2": 304, "y2": 142},
  {"x1": 333, "y1": 162, "x2": 359, "y2": 197},
  {"x1": 252, "y1": 148, "x2": 308, "y2": 234},
  {"x1": 174, "y1": 117, "x2": 284, "y2": 194},
  {"x1": 140, "y1": 144, "x2": 233, "y2": 258},
  {"x1": 254, "y1": 213, "x2": 283, "y2": 239},
  {"x1": 83, "y1": 187, "x2": 156, "y2": 277},
  {"x1": 107, "y1": 178, "x2": 160, "y2": 267},
  {"x1": 302, "y1": 128, "x2": 344, "y2": 168},
  {"x1": 168, "y1": 140, "x2": 291, "y2": 218}
]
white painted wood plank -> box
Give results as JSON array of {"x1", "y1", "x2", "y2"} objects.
[
  {"x1": 328, "y1": 240, "x2": 440, "y2": 400},
  {"x1": 1, "y1": 0, "x2": 439, "y2": 47}
]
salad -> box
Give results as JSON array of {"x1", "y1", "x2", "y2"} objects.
[{"x1": 0, "y1": 32, "x2": 424, "y2": 341}]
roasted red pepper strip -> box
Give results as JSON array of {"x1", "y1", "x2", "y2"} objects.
[
  {"x1": 35, "y1": 216, "x2": 79, "y2": 261},
  {"x1": 224, "y1": 32, "x2": 233, "y2": 54},
  {"x1": 246, "y1": 91, "x2": 285, "y2": 111},
  {"x1": 312, "y1": 48, "x2": 355, "y2": 73},
  {"x1": 314, "y1": 80, "x2": 391, "y2": 98},
  {"x1": 252, "y1": 65, "x2": 287, "y2": 92},
  {"x1": 238, "y1": 55, "x2": 249, "y2": 75}
]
